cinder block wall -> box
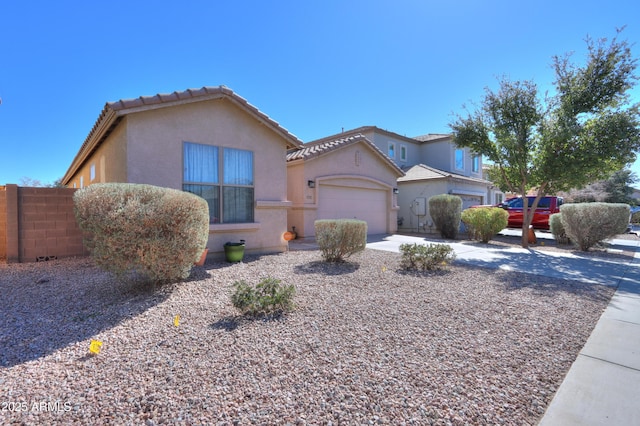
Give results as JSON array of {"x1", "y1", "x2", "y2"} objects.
[
  {"x1": 0, "y1": 185, "x2": 89, "y2": 263},
  {"x1": 0, "y1": 187, "x2": 6, "y2": 260}
]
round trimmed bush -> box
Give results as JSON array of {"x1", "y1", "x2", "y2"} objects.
[
  {"x1": 429, "y1": 194, "x2": 462, "y2": 239},
  {"x1": 549, "y1": 213, "x2": 570, "y2": 245},
  {"x1": 560, "y1": 202, "x2": 629, "y2": 251},
  {"x1": 74, "y1": 183, "x2": 210, "y2": 283},
  {"x1": 461, "y1": 207, "x2": 508, "y2": 243},
  {"x1": 314, "y1": 219, "x2": 367, "y2": 262}
]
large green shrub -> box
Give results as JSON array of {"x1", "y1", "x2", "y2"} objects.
[
  {"x1": 461, "y1": 207, "x2": 508, "y2": 243},
  {"x1": 314, "y1": 219, "x2": 367, "y2": 262},
  {"x1": 399, "y1": 243, "x2": 456, "y2": 271},
  {"x1": 74, "y1": 183, "x2": 210, "y2": 283},
  {"x1": 429, "y1": 194, "x2": 462, "y2": 239},
  {"x1": 231, "y1": 277, "x2": 296, "y2": 316},
  {"x1": 549, "y1": 213, "x2": 570, "y2": 245},
  {"x1": 560, "y1": 203, "x2": 629, "y2": 251}
]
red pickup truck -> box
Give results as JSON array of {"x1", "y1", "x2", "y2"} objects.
[{"x1": 498, "y1": 196, "x2": 563, "y2": 230}]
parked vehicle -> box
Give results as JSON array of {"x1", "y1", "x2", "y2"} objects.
[
  {"x1": 498, "y1": 196, "x2": 563, "y2": 230},
  {"x1": 470, "y1": 196, "x2": 563, "y2": 230}
]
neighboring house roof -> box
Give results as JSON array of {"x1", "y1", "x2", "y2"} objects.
[
  {"x1": 310, "y1": 126, "x2": 421, "y2": 146},
  {"x1": 310, "y1": 127, "x2": 455, "y2": 147},
  {"x1": 62, "y1": 86, "x2": 303, "y2": 185},
  {"x1": 398, "y1": 164, "x2": 492, "y2": 185},
  {"x1": 286, "y1": 134, "x2": 405, "y2": 177},
  {"x1": 413, "y1": 133, "x2": 452, "y2": 143}
]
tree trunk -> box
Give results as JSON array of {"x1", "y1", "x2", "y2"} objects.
[{"x1": 519, "y1": 189, "x2": 546, "y2": 248}]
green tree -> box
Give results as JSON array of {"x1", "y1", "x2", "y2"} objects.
[
  {"x1": 450, "y1": 31, "x2": 640, "y2": 247},
  {"x1": 559, "y1": 169, "x2": 636, "y2": 204},
  {"x1": 602, "y1": 169, "x2": 637, "y2": 204}
]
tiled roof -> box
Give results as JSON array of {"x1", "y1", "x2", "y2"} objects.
[
  {"x1": 287, "y1": 134, "x2": 404, "y2": 176},
  {"x1": 398, "y1": 164, "x2": 490, "y2": 185},
  {"x1": 63, "y1": 86, "x2": 302, "y2": 184},
  {"x1": 310, "y1": 126, "x2": 420, "y2": 145},
  {"x1": 310, "y1": 127, "x2": 453, "y2": 146},
  {"x1": 413, "y1": 133, "x2": 452, "y2": 142}
]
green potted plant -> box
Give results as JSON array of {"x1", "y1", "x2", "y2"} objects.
[{"x1": 224, "y1": 240, "x2": 245, "y2": 263}]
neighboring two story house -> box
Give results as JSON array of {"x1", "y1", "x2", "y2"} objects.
[{"x1": 309, "y1": 126, "x2": 499, "y2": 233}]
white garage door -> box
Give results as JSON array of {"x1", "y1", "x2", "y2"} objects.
[
  {"x1": 458, "y1": 195, "x2": 482, "y2": 210},
  {"x1": 317, "y1": 185, "x2": 388, "y2": 234}
]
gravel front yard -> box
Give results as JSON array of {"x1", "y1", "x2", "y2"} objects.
[{"x1": 0, "y1": 249, "x2": 614, "y2": 425}]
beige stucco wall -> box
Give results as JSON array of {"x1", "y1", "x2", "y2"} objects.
[
  {"x1": 287, "y1": 141, "x2": 400, "y2": 237},
  {"x1": 397, "y1": 180, "x2": 448, "y2": 233},
  {"x1": 124, "y1": 98, "x2": 291, "y2": 256},
  {"x1": 397, "y1": 178, "x2": 490, "y2": 233},
  {"x1": 286, "y1": 161, "x2": 307, "y2": 236},
  {"x1": 420, "y1": 140, "x2": 483, "y2": 179},
  {"x1": 67, "y1": 121, "x2": 128, "y2": 188},
  {"x1": 65, "y1": 97, "x2": 292, "y2": 257},
  {"x1": 126, "y1": 99, "x2": 289, "y2": 256},
  {"x1": 360, "y1": 129, "x2": 418, "y2": 169}
]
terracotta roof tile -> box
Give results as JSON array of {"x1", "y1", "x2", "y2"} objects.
[
  {"x1": 63, "y1": 86, "x2": 302, "y2": 185},
  {"x1": 287, "y1": 134, "x2": 404, "y2": 176}
]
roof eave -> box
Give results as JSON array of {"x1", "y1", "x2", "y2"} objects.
[
  {"x1": 62, "y1": 107, "x2": 118, "y2": 185},
  {"x1": 62, "y1": 86, "x2": 303, "y2": 185}
]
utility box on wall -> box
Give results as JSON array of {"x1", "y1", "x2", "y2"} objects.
[{"x1": 413, "y1": 197, "x2": 427, "y2": 216}]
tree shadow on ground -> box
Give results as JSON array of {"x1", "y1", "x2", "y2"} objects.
[
  {"x1": 0, "y1": 258, "x2": 211, "y2": 368},
  {"x1": 494, "y1": 267, "x2": 615, "y2": 303},
  {"x1": 453, "y1": 245, "x2": 639, "y2": 289}
]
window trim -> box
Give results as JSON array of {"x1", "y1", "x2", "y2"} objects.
[
  {"x1": 388, "y1": 141, "x2": 396, "y2": 159},
  {"x1": 472, "y1": 155, "x2": 480, "y2": 173},
  {"x1": 182, "y1": 141, "x2": 255, "y2": 224},
  {"x1": 400, "y1": 144, "x2": 407, "y2": 162},
  {"x1": 455, "y1": 148, "x2": 465, "y2": 171}
]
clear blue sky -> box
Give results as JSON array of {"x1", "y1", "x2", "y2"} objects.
[{"x1": 1, "y1": 0, "x2": 639, "y2": 186}]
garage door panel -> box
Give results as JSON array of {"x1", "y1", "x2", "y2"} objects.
[
  {"x1": 459, "y1": 195, "x2": 482, "y2": 210},
  {"x1": 318, "y1": 185, "x2": 387, "y2": 234}
]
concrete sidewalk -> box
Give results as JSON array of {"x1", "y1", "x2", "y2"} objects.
[
  {"x1": 538, "y1": 245, "x2": 640, "y2": 425},
  {"x1": 290, "y1": 232, "x2": 640, "y2": 425}
]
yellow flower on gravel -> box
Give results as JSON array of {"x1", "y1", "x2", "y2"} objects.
[
  {"x1": 89, "y1": 339, "x2": 103, "y2": 355},
  {"x1": 382, "y1": 266, "x2": 387, "y2": 272},
  {"x1": 174, "y1": 315, "x2": 180, "y2": 327}
]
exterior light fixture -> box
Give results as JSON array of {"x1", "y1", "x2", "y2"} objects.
[
  {"x1": 393, "y1": 188, "x2": 399, "y2": 194},
  {"x1": 307, "y1": 180, "x2": 315, "y2": 188}
]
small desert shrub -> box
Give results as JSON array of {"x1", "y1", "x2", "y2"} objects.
[
  {"x1": 315, "y1": 219, "x2": 367, "y2": 262},
  {"x1": 429, "y1": 194, "x2": 462, "y2": 239},
  {"x1": 461, "y1": 207, "x2": 508, "y2": 243},
  {"x1": 560, "y1": 203, "x2": 630, "y2": 251},
  {"x1": 231, "y1": 278, "x2": 296, "y2": 316},
  {"x1": 549, "y1": 213, "x2": 570, "y2": 245},
  {"x1": 74, "y1": 183, "x2": 209, "y2": 283},
  {"x1": 399, "y1": 243, "x2": 456, "y2": 271}
]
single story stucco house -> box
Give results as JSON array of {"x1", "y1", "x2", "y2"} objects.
[{"x1": 62, "y1": 86, "x2": 403, "y2": 257}]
